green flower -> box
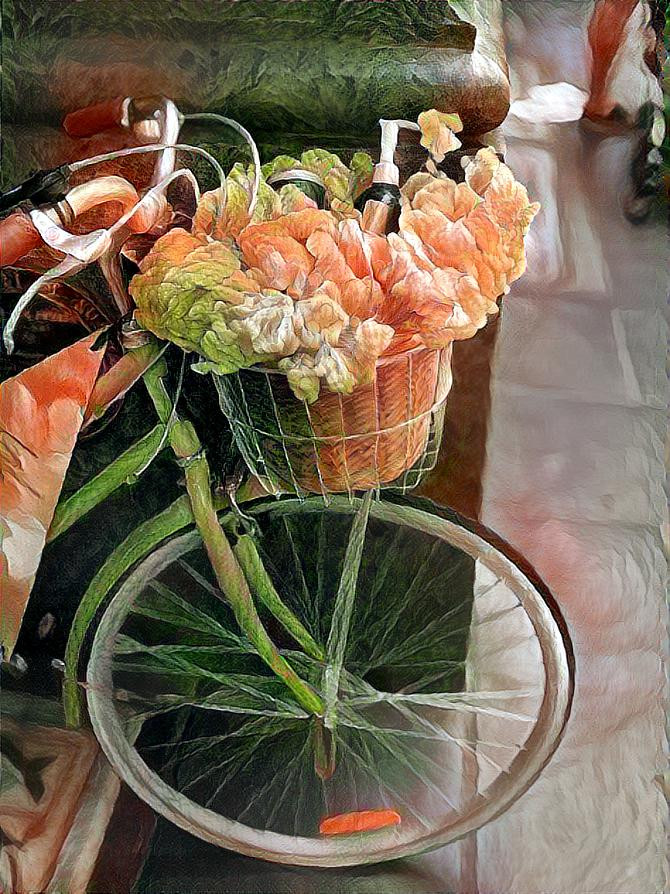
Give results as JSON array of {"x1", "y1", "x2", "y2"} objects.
[
  {"x1": 193, "y1": 164, "x2": 281, "y2": 239},
  {"x1": 262, "y1": 149, "x2": 374, "y2": 212},
  {"x1": 129, "y1": 229, "x2": 270, "y2": 372}
]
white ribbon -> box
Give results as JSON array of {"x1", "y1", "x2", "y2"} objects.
[
  {"x1": 3, "y1": 167, "x2": 200, "y2": 354},
  {"x1": 30, "y1": 210, "x2": 112, "y2": 262}
]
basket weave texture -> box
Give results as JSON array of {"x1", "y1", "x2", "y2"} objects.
[{"x1": 215, "y1": 345, "x2": 452, "y2": 496}]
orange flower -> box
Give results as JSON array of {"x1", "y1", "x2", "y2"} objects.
[
  {"x1": 129, "y1": 140, "x2": 539, "y2": 401},
  {"x1": 305, "y1": 219, "x2": 385, "y2": 318},
  {"x1": 465, "y1": 149, "x2": 541, "y2": 282},
  {"x1": 192, "y1": 165, "x2": 282, "y2": 240},
  {"x1": 402, "y1": 173, "x2": 479, "y2": 221},
  {"x1": 418, "y1": 109, "x2": 463, "y2": 163},
  {"x1": 463, "y1": 147, "x2": 502, "y2": 196},
  {"x1": 400, "y1": 206, "x2": 508, "y2": 305},
  {"x1": 278, "y1": 184, "x2": 318, "y2": 215},
  {"x1": 377, "y1": 235, "x2": 489, "y2": 350},
  {"x1": 237, "y1": 209, "x2": 335, "y2": 297},
  {"x1": 399, "y1": 149, "x2": 539, "y2": 310},
  {"x1": 238, "y1": 211, "x2": 389, "y2": 321}
]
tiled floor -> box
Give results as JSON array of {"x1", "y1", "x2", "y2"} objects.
[
  {"x1": 474, "y1": 128, "x2": 667, "y2": 892},
  {"x1": 473, "y1": 5, "x2": 667, "y2": 889}
]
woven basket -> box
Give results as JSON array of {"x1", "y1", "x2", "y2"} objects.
[{"x1": 215, "y1": 345, "x2": 452, "y2": 496}]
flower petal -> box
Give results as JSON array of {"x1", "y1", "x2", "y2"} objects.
[
  {"x1": 1, "y1": 334, "x2": 104, "y2": 655},
  {"x1": 418, "y1": 109, "x2": 463, "y2": 163},
  {"x1": 279, "y1": 184, "x2": 318, "y2": 215},
  {"x1": 193, "y1": 165, "x2": 282, "y2": 240}
]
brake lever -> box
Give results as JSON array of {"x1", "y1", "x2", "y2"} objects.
[{"x1": 0, "y1": 165, "x2": 72, "y2": 214}]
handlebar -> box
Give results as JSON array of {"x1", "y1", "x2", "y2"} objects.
[
  {"x1": 57, "y1": 176, "x2": 158, "y2": 233},
  {"x1": 63, "y1": 95, "x2": 181, "y2": 188},
  {"x1": 0, "y1": 175, "x2": 160, "y2": 269},
  {"x1": 63, "y1": 97, "x2": 128, "y2": 138},
  {"x1": 0, "y1": 211, "x2": 43, "y2": 267}
]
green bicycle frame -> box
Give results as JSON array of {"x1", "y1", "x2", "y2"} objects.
[{"x1": 53, "y1": 343, "x2": 325, "y2": 725}]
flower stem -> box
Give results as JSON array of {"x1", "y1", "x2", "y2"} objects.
[
  {"x1": 312, "y1": 716, "x2": 336, "y2": 781},
  {"x1": 83, "y1": 338, "x2": 166, "y2": 428}
]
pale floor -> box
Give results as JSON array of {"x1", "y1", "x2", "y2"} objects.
[{"x1": 460, "y1": 3, "x2": 667, "y2": 891}]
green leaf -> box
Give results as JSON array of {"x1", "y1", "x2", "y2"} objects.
[{"x1": 48, "y1": 424, "x2": 169, "y2": 542}]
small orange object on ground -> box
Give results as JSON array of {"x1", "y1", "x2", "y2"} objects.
[{"x1": 319, "y1": 808, "x2": 402, "y2": 836}]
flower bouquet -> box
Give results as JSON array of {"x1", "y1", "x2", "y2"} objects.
[{"x1": 129, "y1": 111, "x2": 539, "y2": 494}]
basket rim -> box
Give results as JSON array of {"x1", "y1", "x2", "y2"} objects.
[{"x1": 210, "y1": 342, "x2": 451, "y2": 379}]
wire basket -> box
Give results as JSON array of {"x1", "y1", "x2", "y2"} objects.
[{"x1": 213, "y1": 345, "x2": 452, "y2": 498}]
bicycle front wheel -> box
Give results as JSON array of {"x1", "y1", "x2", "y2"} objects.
[{"x1": 85, "y1": 494, "x2": 573, "y2": 867}]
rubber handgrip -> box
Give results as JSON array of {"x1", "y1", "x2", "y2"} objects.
[
  {"x1": 63, "y1": 97, "x2": 126, "y2": 137},
  {"x1": 0, "y1": 212, "x2": 43, "y2": 266}
]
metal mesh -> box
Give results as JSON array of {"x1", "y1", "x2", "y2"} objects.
[{"x1": 214, "y1": 345, "x2": 452, "y2": 500}]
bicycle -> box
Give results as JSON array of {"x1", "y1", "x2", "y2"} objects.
[{"x1": 0, "y1": 96, "x2": 574, "y2": 867}]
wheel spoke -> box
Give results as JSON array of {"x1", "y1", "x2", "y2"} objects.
[
  {"x1": 279, "y1": 515, "x2": 316, "y2": 629},
  {"x1": 237, "y1": 735, "x2": 312, "y2": 825},
  {"x1": 322, "y1": 492, "x2": 373, "y2": 731},
  {"x1": 84, "y1": 496, "x2": 572, "y2": 864},
  {"x1": 365, "y1": 538, "x2": 443, "y2": 663},
  {"x1": 338, "y1": 734, "x2": 434, "y2": 831},
  {"x1": 115, "y1": 635, "x2": 248, "y2": 658},
  {"x1": 134, "y1": 579, "x2": 240, "y2": 646},
  {"x1": 348, "y1": 688, "x2": 542, "y2": 722}
]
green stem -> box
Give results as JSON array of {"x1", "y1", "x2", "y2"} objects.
[
  {"x1": 312, "y1": 716, "x2": 336, "y2": 781},
  {"x1": 234, "y1": 534, "x2": 325, "y2": 662},
  {"x1": 61, "y1": 353, "x2": 323, "y2": 723},
  {"x1": 142, "y1": 356, "x2": 173, "y2": 423},
  {"x1": 83, "y1": 339, "x2": 165, "y2": 428},
  {"x1": 179, "y1": 425, "x2": 323, "y2": 716},
  {"x1": 143, "y1": 369, "x2": 324, "y2": 717},
  {"x1": 47, "y1": 424, "x2": 167, "y2": 543}
]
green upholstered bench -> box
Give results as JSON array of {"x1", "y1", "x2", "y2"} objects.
[{"x1": 1, "y1": 0, "x2": 509, "y2": 186}]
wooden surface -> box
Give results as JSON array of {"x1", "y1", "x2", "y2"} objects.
[{"x1": 419, "y1": 314, "x2": 499, "y2": 521}]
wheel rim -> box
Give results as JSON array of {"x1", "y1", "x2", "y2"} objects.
[{"x1": 86, "y1": 496, "x2": 573, "y2": 867}]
